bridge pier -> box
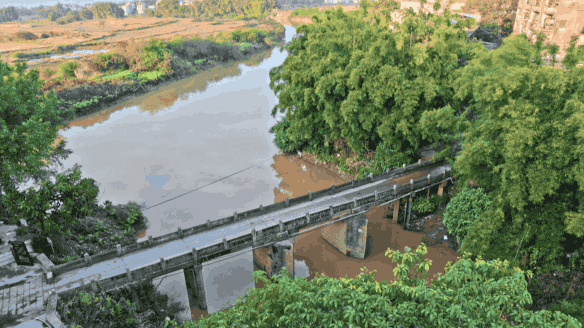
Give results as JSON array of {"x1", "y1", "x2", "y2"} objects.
[
  {"x1": 253, "y1": 239, "x2": 295, "y2": 281},
  {"x1": 253, "y1": 204, "x2": 370, "y2": 286},
  {"x1": 184, "y1": 263, "x2": 207, "y2": 311},
  {"x1": 321, "y1": 205, "x2": 369, "y2": 259}
]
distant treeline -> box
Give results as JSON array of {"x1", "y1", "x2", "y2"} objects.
[
  {"x1": 0, "y1": 6, "x2": 19, "y2": 23},
  {"x1": 37, "y1": 3, "x2": 125, "y2": 24},
  {"x1": 142, "y1": 0, "x2": 277, "y2": 19},
  {"x1": 0, "y1": 3, "x2": 126, "y2": 24}
]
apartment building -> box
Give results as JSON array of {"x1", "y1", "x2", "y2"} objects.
[
  {"x1": 513, "y1": 0, "x2": 584, "y2": 64},
  {"x1": 120, "y1": 2, "x2": 136, "y2": 16}
]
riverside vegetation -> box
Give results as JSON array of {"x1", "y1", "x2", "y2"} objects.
[{"x1": 1, "y1": 0, "x2": 584, "y2": 327}]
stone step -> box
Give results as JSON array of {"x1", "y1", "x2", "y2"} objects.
[{"x1": 0, "y1": 275, "x2": 50, "y2": 319}]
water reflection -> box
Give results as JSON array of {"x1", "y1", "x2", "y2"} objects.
[
  {"x1": 26, "y1": 49, "x2": 111, "y2": 63},
  {"x1": 28, "y1": 25, "x2": 298, "y2": 241}
]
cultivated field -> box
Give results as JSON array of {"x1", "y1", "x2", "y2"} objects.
[{"x1": 0, "y1": 16, "x2": 276, "y2": 71}]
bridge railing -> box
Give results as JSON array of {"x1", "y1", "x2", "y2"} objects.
[
  {"x1": 47, "y1": 157, "x2": 448, "y2": 279},
  {"x1": 50, "y1": 165, "x2": 453, "y2": 299}
]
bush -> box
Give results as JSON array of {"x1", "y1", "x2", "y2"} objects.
[
  {"x1": 102, "y1": 200, "x2": 147, "y2": 231},
  {"x1": 93, "y1": 51, "x2": 129, "y2": 73},
  {"x1": 57, "y1": 61, "x2": 79, "y2": 79},
  {"x1": 15, "y1": 226, "x2": 26, "y2": 236},
  {"x1": 443, "y1": 186, "x2": 492, "y2": 246},
  {"x1": 366, "y1": 139, "x2": 414, "y2": 176},
  {"x1": 57, "y1": 277, "x2": 187, "y2": 328},
  {"x1": 544, "y1": 296, "x2": 584, "y2": 324},
  {"x1": 269, "y1": 115, "x2": 306, "y2": 153}
]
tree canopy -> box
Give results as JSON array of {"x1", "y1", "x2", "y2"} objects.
[
  {"x1": 0, "y1": 61, "x2": 104, "y2": 238},
  {"x1": 268, "y1": 2, "x2": 481, "y2": 175},
  {"x1": 258, "y1": 1, "x2": 584, "y2": 325},
  {"x1": 422, "y1": 31, "x2": 584, "y2": 275},
  {"x1": 0, "y1": 6, "x2": 19, "y2": 23}
]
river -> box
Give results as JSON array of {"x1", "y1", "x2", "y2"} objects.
[
  {"x1": 17, "y1": 23, "x2": 462, "y2": 324},
  {"x1": 47, "y1": 25, "x2": 299, "y2": 240}
]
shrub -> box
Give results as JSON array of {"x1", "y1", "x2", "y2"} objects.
[
  {"x1": 544, "y1": 296, "x2": 584, "y2": 324},
  {"x1": 16, "y1": 226, "x2": 26, "y2": 236},
  {"x1": 239, "y1": 42, "x2": 252, "y2": 51},
  {"x1": 269, "y1": 115, "x2": 311, "y2": 154},
  {"x1": 443, "y1": 186, "x2": 492, "y2": 246},
  {"x1": 100, "y1": 69, "x2": 138, "y2": 81},
  {"x1": 13, "y1": 31, "x2": 38, "y2": 41},
  {"x1": 102, "y1": 200, "x2": 147, "y2": 230},
  {"x1": 93, "y1": 50, "x2": 130, "y2": 73},
  {"x1": 412, "y1": 196, "x2": 435, "y2": 214},
  {"x1": 56, "y1": 61, "x2": 79, "y2": 79}
]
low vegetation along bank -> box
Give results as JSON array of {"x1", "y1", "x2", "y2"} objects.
[{"x1": 2, "y1": 19, "x2": 284, "y2": 126}]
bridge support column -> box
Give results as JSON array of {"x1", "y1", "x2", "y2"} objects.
[
  {"x1": 253, "y1": 239, "x2": 295, "y2": 282},
  {"x1": 270, "y1": 239, "x2": 295, "y2": 281},
  {"x1": 184, "y1": 263, "x2": 207, "y2": 311},
  {"x1": 321, "y1": 204, "x2": 369, "y2": 259}
]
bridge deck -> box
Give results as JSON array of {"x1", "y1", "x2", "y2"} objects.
[{"x1": 1, "y1": 163, "x2": 451, "y2": 318}]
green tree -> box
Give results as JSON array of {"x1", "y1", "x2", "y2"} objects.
[
  {"x1": 157, "y1": 0, "x2": 180, "y2": 17},
  {"x1": 3, "y1": 166, "x2": 100, "y2": 238},
  {"x1": 443, "y1": 186, "x2": 493, "y2": 246},
  {"x1": 90, "y1": 2, "x2": 124, "y2": 19},
  {"x1": 0, "y1": 61, "x2": 77, "y2": 219},
  {"x1": 79, "y1": 8, "x2": 94, "y2": 20},
  {"x1": 164, "y1": 242, "x2": 581, "y2": 327},
  {"x1": 268, "y1": 2, "x2": 479, "y2": 177},
  {"x1": 418, "y1": 31, "x2": 584, "y2": 275},
  {"x1": 0, "y1": 6, "x2": 19, "y2": 23}
]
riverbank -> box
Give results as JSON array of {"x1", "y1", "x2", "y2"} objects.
[{"x1": 34, "y1": 27, "x2": 285, "y2": 127}]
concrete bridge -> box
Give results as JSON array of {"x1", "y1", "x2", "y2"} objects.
[{"x1": 1, "y1": 158, "x2": 454, "y2": 324}]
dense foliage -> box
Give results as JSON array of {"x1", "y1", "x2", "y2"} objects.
[
  {"x1": 0, "y1": 60, "x2": 76, "y2": 218},
  {"x1": 89, "y1": 2, "x2": 125, "y2": 19},
  {"x1": 443, "y1": 186, "x2": 492, "y2": 246},
  {"x1": 57, "y1": 278, "x2": 188, "y2": 328},
  {"x1": 258, "y1": 0, "x2": 584, "y2": 326},
  {"x1": 3, "y1": 166, "x2": 100, "y2": 238},
  {"x1": 269, "y1": 115, "x2": 306, "y2": 153}
]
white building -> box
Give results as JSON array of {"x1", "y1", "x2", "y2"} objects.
[{"x1": 120, "y1": 2, "x2": 136, "y2": 16}]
